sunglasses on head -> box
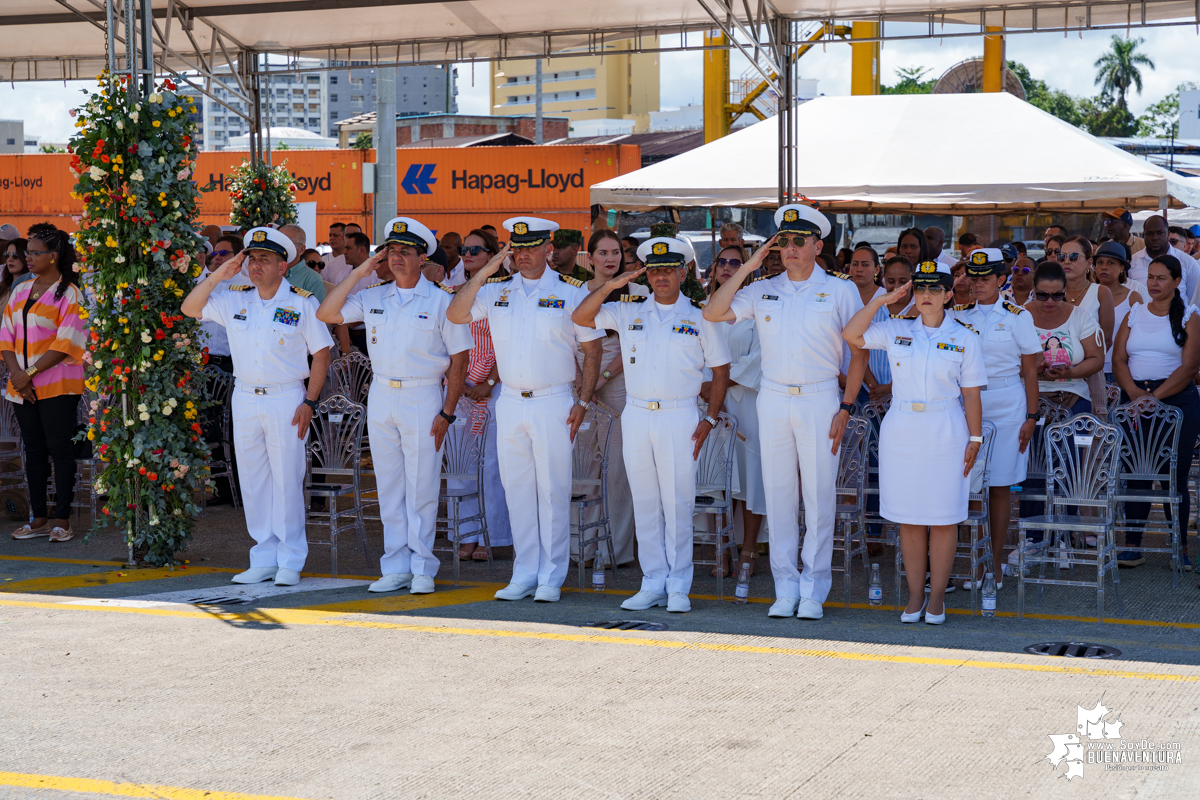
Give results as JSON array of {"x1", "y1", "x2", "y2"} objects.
[
  {"x1": 1035, "y1": 290, "x2": 1066, "y2": 301},
  {"x1": 306, "y1": 260, "x2": 324, "y2": 269},
  {"x1": 1054, "y1": 252, "x2": 1084, "y2": 262},
  {"x1": 459, "y1": 245, "x2": 492, "y2": 256},
  {"x1": 775, "y1": 235, "x2": 812, "y2": 248},
  {"x1": 716, "y1": 258, "x2": 743, "y2": 267}
]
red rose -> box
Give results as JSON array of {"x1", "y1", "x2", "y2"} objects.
[
  {"x1": 154, "y1": 329, "x2": 165, "y2": 340},
  {"x1": 138, "y1": 466, "x2": 147, "y2": 475}
]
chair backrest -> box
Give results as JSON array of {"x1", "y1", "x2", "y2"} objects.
[
  {"x1": 332, "y1": 350, "x2": 373, "y2": 405},
  {"x1": 306, "y1": 394, "x2": 366, "y2": 479},
  {"x1": 571, "y1": 400, "x2": 616, "y2": 491},
  {"x1": 1027, "y1": 397, "x2": 1073, "y2": 480},
  {"x1": 859, "y1": 397, "x2": 889, "y2": 472},
  {"x1": 441, "y1": 396, "x2": 488, "y2": 481},
  {"x1": 1111, "y1": 396, "x2": 1182, "y2": 488},
  {"x1": 0, "y1": 391, "x2": 20, "y2": 444},
  {"x1": 1105, "y1": 382, "x2": 1122, "y2": 418},
  {"x1": 200, "y1": 366, "x2": 236, "y2": 441},
  {"x1": 835, "y1": 415, "x2": 869, "y2": 500},
  {"x1": 1044, "y1": 413, "x2": 1122, "y2": 512},
  {"x1": 695, "y1": 411, "x2": 738, "y2": 496},
  {"x1": 970, "y1": 420, "x2": 999, "y2": 496}
]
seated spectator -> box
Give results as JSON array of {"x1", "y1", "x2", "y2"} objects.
[
  {"x1": 1002, "y1": 255, "x2": 1036, "y2": 306},
  {"x1": 1027, "y1": 261, "x2": 1103, "y2": 415}
]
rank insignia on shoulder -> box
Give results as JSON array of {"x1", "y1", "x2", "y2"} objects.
[
  {"x1": 435, "y1": 282, "x2": 455, "y2": 293},
  {"x1": 953, "y1": 302, "x2": 976, "y2": 311},
  {"x1": 958, "y1": 321, "x2": 979, "y2": 334},
  {"x1": 368, "y1": 280, "x2": 394, "y2": 289},
  {"x1": 1003, "y1": 301, "x2": 1027, "y2": 315},
  {"x1": 273, "y1": 308, "x2": 300, "y2": 327},
  {"x1": 937, "y1": 342, "x2": 965, "y2": 353},
  {"x1": 289, "y1": 286, "x2": 313, "y2": 298},
  {"x1": 619, "y1": 295, "x2": 647, "y2": 303},
  {"x1": 690, "y1": 298, "x2": 705, "y2": 310},
  {"x1": 750, "y1": 275, "x2": 771, "y2": 283},
  {"x1": 831, "y1": 271, "x2": 852, "y2": 280},
  {"x1": 229, "y1": 285, "x2": 253, "y2": 292},
  {"x1": 890, "y1": 313, "x2": 918, "y2": 320},
  {"x1": 558, "y1": 274, "x2": 584, "y2": 288},
  {"x1": 486, "y1": 275, "x2": 513, "y2": 284}
]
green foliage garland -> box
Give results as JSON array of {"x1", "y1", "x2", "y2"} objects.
[
  {"x1": 69, "y1": 72, "x2": 210, "y2": 566},
  {"x1": 227, "y1": 159, "x2": 298, "y2": 229}
]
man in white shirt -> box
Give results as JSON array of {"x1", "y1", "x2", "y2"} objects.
[
  {"x1": 925, "y1": 226, "x2": 957, "y2": 269},
  {"x1": 321, "y1": 222, "x2": 350, "y2": 285},
  {"x1": 1131, "y1": 214, "x2": 1200, "y2": 302},
  {"x1": 439, "y1": 231, "x2": 467, "y2": 287}
]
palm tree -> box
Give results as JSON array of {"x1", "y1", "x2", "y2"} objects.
[{"x1": 1094, "y1": 35, "x2": 1155, "y2": 110}]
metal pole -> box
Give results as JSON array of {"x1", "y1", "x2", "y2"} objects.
[
  {"x1": 375, "y1": 66, "x2": 398, "y2": 242},
  {"x1": 105, "y1": 0, "x2": 116, "y2": 76},
  {"x1": 139, "y1": 0, "x2": 153, "y2": 96},
  {"x1": 243, "y1": 51, "x2": 262, "y2": 165},
  {"x1": 535, "y1": 58, "x2": 544, "y2": 144},
  {"x1": 123, "y1": 0, "x2": 137, "y2": 95},
  {"x1": 264, "y1": 55, "x2": 272, "y2": 165}
]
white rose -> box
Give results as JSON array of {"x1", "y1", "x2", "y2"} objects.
[
  {"x1": 137, "y1": 403, "x2": 148, "y2": 412},
  {"x1": 168, "y1": 398, "x2": 178, "y2": 407},
  {"x1": 139, "y1": 412, "x2": 150, "y2": 421},
  {"x1": 88, "y1": 166, "x2": 106, "y2": 180},
  {"x1": 162, "y1": 405, "x2": 173, "y2": 415},
  {"x1": 116, "y1": 121, "x2": 123, "y2": 129},
  {"x1": 130, "y1": 169, "x2": 144, "y2": 182},
  {"x1": 140, "y1": 332, "x2": 151, "y2": 343}
]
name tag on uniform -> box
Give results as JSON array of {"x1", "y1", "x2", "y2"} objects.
[
  {"x1": 233, "y1": 313, "x2": 247, "y2": 321},
  {"x1": 762, "y1": 294, "x2": 779, "y2": 301},
  {"x1": 494, "y1": 301, "x2": 509, "y2": 307},
  {"x1": 672, "y1": 323, "x2": 699, "y2": 336},
  {"x1": 369, "y1": 308, "x2": 384, "y2": 315},
  {"x1": 893, "y1": 336, "x2": 912, "y2": 346},
  {"x1": 628, "y1": 324, "x2": 643, "y2": 331},
  {"x1": 937, "y1": 342, "x2": 964, "y2": 353},
  {"x1": 538, "y1": 298, "x2": 565, "y2": 309},
  {"x1": 273, "y1": 308, "x2": 300, "y2": 327}
]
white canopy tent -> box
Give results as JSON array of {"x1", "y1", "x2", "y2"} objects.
[{"x1": 590, "y1": 93, "x2": 1200, "y2": 214}]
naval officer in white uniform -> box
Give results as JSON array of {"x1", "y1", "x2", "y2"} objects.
[
  {"x1": 447, "y1": 216, "x2": 604, "y2": 602},
  {"x1": 574, "y1": 237, "x2": 732, "y2": 613},
  {"x1": 317, "y1": 217, "x2": 471, "y2": 594},
  {"x1": 843, "y1": 260, "x2": 986, "y2": 625},
  {"x1": 704, "y1": 204, "x2": 868, "y2": 621},
  {"x1": 182, "y1": 227, "x2": 333, "y2": 586},
  {"x1": 952, "y1": 248, "x2": 1041, "y2": 590}
]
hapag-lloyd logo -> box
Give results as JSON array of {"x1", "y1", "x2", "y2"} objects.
[{"x1": 203, "y1": 172, "x2": 331, "y2": 195}]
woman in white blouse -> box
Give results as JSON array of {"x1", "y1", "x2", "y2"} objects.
[{"x1": 1093, "y1": 241, "x2": 1144, "y2": 379}]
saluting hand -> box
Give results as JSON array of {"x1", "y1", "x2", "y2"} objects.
[
  {"x1": 292, "y1": 402, "x2": 314, "y2": 439},
  {"x1": 478, "y1": 243, "x2": 511, "y2": 281},
  {"x1": 212, "y1": 252, "x2": 246, "y2": 282},
  {"x1": 354, "y1": 248, "x2": 386, "y2": 276},
  {"x1": 743, "y1": 235, "x2": 778, "y2": 272},
  {"x1": 879, "y1": 281, "x2": 912, "y2": 307},
  {"x1": 605, "y1": 266, "x2": 646, "y2": 292}
]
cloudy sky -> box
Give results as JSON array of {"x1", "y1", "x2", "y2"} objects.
[{"x1": 3, "y1": 24, "x2": 1195, "y2": 143}]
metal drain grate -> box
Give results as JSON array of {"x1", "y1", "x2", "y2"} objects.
[
  {"x1": 190, "y1": 596, "x2": 253, "y2": 606},
  {"x1": 583, "y1": 620, "x2": 668, "y2": 632},
  {"x1": 1024, "y1": 641, "x2": 1122, "y2": 659}
]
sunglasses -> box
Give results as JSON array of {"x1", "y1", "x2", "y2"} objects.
[
  {"x1": 1044, "y1": 248, "x2": 1061, "y2": 256},
  {"x1": 775, "y1": 235, "x2": 812, "y2": 248},
  {"x1": 715, "y1": 258, "x2": 743, "y2": 267},
  {"x1": 306, "y1": 260, "x2": 324, "y2": 269},
  {"x1": 459, "y1": 245, "x2": 493, "y2": 256},
  {"x1": 213, "y1": 249, "x2": 234, "y2": 258},
  {"x1": 1013, "y1": 266, "x2": 1032, "y2": 274},
  {"x1": 914, "y1": 285, "x2": 946, "y2": 295},
  {"x1": 1035, "y1": 291, "x2": 1067, "y2": 301},
  {"x1": 1169, "y1": 237, "x2": 1184, "y2": 247},
  {"x1": 1053, "y1": 252, "x2": 1084, "y2": 262},
  {"x1": 25, "y1": 248, "x2": 49, "y2": 257}
]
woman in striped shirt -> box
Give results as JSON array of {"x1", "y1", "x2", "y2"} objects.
[{"x1": 1, "y1": 224, "x2": 87, "y2": 542}]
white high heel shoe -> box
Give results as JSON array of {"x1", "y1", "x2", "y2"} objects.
[
  {"x1": 925, "y1": 600, "x2": 946, "y2": 625},
  {"x1": 900, "y1": 598, "x2": 927, "y2": 623}
]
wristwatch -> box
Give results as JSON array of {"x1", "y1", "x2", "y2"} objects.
[
  {"x1": 438, "y1": 410, "x2": 457, "y2": 424},
  {"x1": 576, "y1": 399, "x2": 591, "y2": 410},
  {"x1": 839, "y1": 402, "x2": 855, "y2": 414},
  {"x1": 602, "y1": 370, "x2": 612, "y2": 380},
  {"x1": 303, "y1": 398, "x2": 318, "y2": 411},
  {"x1": 968, "y1": 435, "x2": 984, "y2": 444},
  {"x1": 1026, "y1": 411, "x2": 1040, "y2": 421},
  {"x1": 487, "y1": 378, "x2": 496, "y2": 387},
  {"x1": 703, "y1": 414, "x2": 719, "y2": 428}
]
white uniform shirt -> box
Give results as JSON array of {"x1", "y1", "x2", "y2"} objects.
[
  {"x1": 322, "y1": 254, "x2": 351, "y2": 286},
  {"x1": 728, "y1": 268, "x2": 863, "y2": 386},
  {"x1": 469, "y1": 269, "x2": 605, "y2": 392},
  {"x1": 862, "y1": 315, "x2": 987, "y2": 403},
  {"x1": 950, "y1": 301, "x2": 1041, "y2": 382},
  {"x1": 200, "y1": 278, "x2": 333, "y2": 386},
  {"x1": 593, "y1": 295, "x2": 731, "y2": 402},
  {"x1": 937, "y1": 251, "x2": 959, "y2": 269},
  {"x1": 196, "y1": 267, "x2": 233, "y2": 357},
  {"x1": 1130, "y1": 245, "x2": 1200, "y2": 301},
  {"x1": 340, "y1": 276, "x2": 472, "y2": 379},
  {"x1": 445, "y1": 260, "x2": 467, "y2": 288}
]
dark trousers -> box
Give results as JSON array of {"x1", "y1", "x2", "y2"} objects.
[
  {"x1": 1122, "y1": 383, "x2": 1199, "y2": 554},
  {"x1": 12, "y1": 394, "x2": 80, "y2": 520},
  {"x1": 1019, "y1": 396, "x2": 1093, "y2": 541},
  {"x1": 204, "y1": 354, "x2": 240, "y2": 501}
]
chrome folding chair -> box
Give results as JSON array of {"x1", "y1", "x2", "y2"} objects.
[
  {"x1": 958, "y1": 420, "x2": 997, "y2": 614},
  {"x1": 1111, "y1": 397, "x2": 1184, "y2": 586},
  {"x1": 435, "y1": 397, "x2": 493, "y2": 586},
  {"x1": 68, "y1": 392, "x2": 112, "y2": 527},
  {"x1": 200, "y1": 366, "x2": 240, "y2": 510},
  {"x1": 570, "y1": 400, "x2": 617, "y2": 591},
  {"x1": 831, "y1": 415, "x2": 870, "y2": 607},
  {"x1": 692, "y1": 411, "x2": 739, "y2": 600},
  {"x1": 1011, "y1": 397, "x2": 1073, "y2": 564},
  {"x1": 1104, "y1": 382, "x2": 1122, "y2": 421},
  {"x1": 857, "y1": 398, "x2": 901, "y2": 601},
  {"x1": 1017, "y1": 414, "x2": 1124, "y2": 621},
  {"x1": 304, "y1": 394, "x2": 373, "y2": 578},
  {"x1": 331, "y1": 350, "x2": 373, "y2": 406},
  {"x1": 0, "y1": 391, "x2": 27, "y2": 505}
]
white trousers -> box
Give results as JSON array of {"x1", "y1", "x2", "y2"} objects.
[
  {"x1": 622, "y1": 404, "x2": 699, "y2": 596},
  {"x1": 757, "y1": 386, "x2": 840, "y2": 603},
  {"x1": 232, "y1": 384, "x2": 309, "y2": 572},
  {"x1": 369, "y1": 383, "x2": 444, "y2": 577},
  {"x1": 495, "y1": 390, "x2": 574, "y2": 588}
]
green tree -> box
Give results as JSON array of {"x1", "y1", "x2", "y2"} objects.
[
  {"x1": 1007, "y1": 61, "x2": 1084, "y2": 127},
  {"x1": 1077, "y1": 94, "x2": 1139, "y2": 136},
  {"x1": 882, "y1": 66, "x2": 936, "y2": 95},
  {"x1": 352, "y1": 131, "x2": 373, "y2": 150},
  {"x1": 1094, "y1": 35, "x2": 1155, "y2": 110},
  {"x1": 1136, "y1": 93, "x2": 1179, "y2": 138}
]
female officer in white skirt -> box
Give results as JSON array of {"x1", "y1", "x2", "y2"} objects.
[
  {"x1": 843, "y1": 260, "x2": 986, "y2": 624},
  {"x1": 952, "y1": 248, "x2": 1042, "y2": 591}
]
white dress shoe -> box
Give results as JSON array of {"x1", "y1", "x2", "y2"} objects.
[
  {"x1": 274, "y1": 568, "x2": 300, "y2": 586},
  {"x1": 534, "y1": 585, "x2": 561, "y2": 602},
  {"x1": 768, "y1": 597, "x2": 800, "y2": 618},
  {"x1": 410, "y1": 575, "x2": 435, "y2": 595},
  {"x1": 960, "y1": 578, "x2": 1004, "y2": 591},
  {"x1": 666, "y1": 593, "x2": 691, "y2": 613},
  {"x1": 231, "y1": 567, "x2": 278, "y2": 584},
  {"x1": 494, "y1": 583, "x2": 536, "y2": 601},
  {"x1": 925, "y1": 603, "x2": 946, "y2": 625},
  {"x1": 796, "y1": 598, "x2": 824, "y2": 619},
  {"x1": 368, "y1": 573, "x2": 413, "y2": 593},
  {"x1": 900, "y1": 598, "x2": 927, "y2": 623},
  {"x1": 621, "y1": 590, "x2": 668, "y2": 611}
]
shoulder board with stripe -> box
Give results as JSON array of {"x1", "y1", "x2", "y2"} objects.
[
  {"x1": 369, "y1": 280, "x2": 394, "y2": 289},
  {"x1": 957, "y1": 320, "x2": 979, "y2": 334},
  {"x1": 890, "y1": 313, "x2": 918, "y2": 320},
  {"x1": 289, "y1": 286, "x2": 313, "y2": 298},
  {"x1": 619, "y1": 294, "x2": 647, "y2": 303},
  {"x1": 229, "y1": 284, "x2": 253, "y2": 292},
  {"x1": 558, "y1": 274, "x2": 584, "y2": 288},
  {"x1": 486, "y1": 275, "x2": 513, "y2": 284},
  {"x1": 434, "y1": 282, "x2": 455, "y2": 294},
  {"x1": 690, "y1": 298, "x2": 705, "y2": 310},
  {"x1": 953, "y1": 302, "x2": 976, "y2": 311},
  {"x1": 831, "y1": 271, "x2": 852, "y2": 280},
  {"x1": 1003, "y1": 301, "x2": 1027, "y2": 315},
  {"x1": 750, "y1": 274, "x2": 772, "y2": 283}
]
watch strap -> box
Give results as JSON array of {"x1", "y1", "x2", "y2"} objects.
[
  {"x1": 839, "y1": 402, "x2": 855, "y2": 414},
  {"x1": 969, "y1": 435, "x2": 984, "y2": 444},
  {"x1": 1026, "y1": 412, "x2": 1040, "y2": 421},
  {"x1": 303, "y1": 398, "x2": 318, "y2": 411},
  {"x1": 704, "y1": 414, "x2": 719, "y2": 427},
  {"x1": 438, "y1": 410, "x2": 457, "y2": 424}
]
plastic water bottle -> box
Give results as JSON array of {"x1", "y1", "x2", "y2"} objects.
[
  {"x1": 591, "y1": 553, "x2": 605, "y2": 592},
  {"x1": 868, "y1": 563, "x2": 883, "y2": 607},
  {"x1": 981, "y1": 572, "x2": 997, "y2": 617},
  {"x1": 734, "y1": 562, "x2": 751, "y2": 603}
]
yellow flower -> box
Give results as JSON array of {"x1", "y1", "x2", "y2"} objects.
[
  {"x1": 123, "y1": 327, "x2": 130, "y2": 334},
  {"x1": 105, "y1": 236, "x2": 118, "y2": 248},
  {"x1": 152, "y1": 120, "x2": 161, "y2": 128},
  {"x1": 153, "y1": 352, "x2": 163, "y2": 361},
  {"x1": 118, "y1": 317, "x2": 127, "y2": 324},
  {"x1": 87, "y1": 429, "x2": 95, "y2": 441}
]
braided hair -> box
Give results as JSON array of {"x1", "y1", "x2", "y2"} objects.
[
  {"x1": 1151, "y1": 255, "x2": 1188, "y2": 348},
  {"x1": 26, "y1": 223, "x2": 78, "y2": 301}
]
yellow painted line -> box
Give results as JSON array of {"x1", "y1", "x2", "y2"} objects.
[
  {"x1": 0, "y1": 597, "x2": 1193, "y2": 683},
  {"x1": 303, "y1": 584, "x2": 500, "y2": 613},
  {"x1": 0, "y1": 554, "x2": 130, "y2": 567},
  {"x1": 0, "y1": 771, "x2": 316, "y2": 800}
]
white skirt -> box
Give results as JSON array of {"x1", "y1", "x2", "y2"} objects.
[
  {"x1": 979, "y1": 381, "x2": 1029, "y2": 487},
  {"x1": 879, "y1": 405, "x2": 969, "y2": 525},
  {"x1": 725, "y1": 385, "x2": 766, "y2": 515}
]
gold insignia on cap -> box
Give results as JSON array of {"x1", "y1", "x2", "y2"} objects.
[
  {"x1": 783, "y1": 209, "x2": 799, "y2": 222},
  {"x1": 918, "y1": 262, "x2": 937, "y2": 273},
  {"x1": 971, "y1": 251, "x2": 988, "y2": 265},
  {"x1": 392, "y1": 221, "x2": 408, "y2": 234},
  {"x1": 513, "y1": 222, "x2": 529, "y2": 235},
  {"x1": 651, "y1": 242, "x2": 669, "y2": 256},
  {"x1": 252, "y1": 230, "x2": 267, "y2": 243}
]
